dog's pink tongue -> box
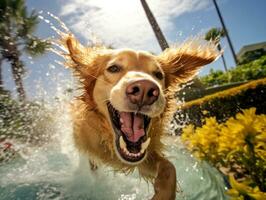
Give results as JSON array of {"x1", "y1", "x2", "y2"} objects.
[
  {"x1": 120, "y1": 112, "x2": 133, "y2": 136},
  {"x1": 120, "y1": 112, "x2": 145, "y2": 143}
]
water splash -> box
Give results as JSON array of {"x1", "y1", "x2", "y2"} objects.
[{"x1": 0, "y1": 13, "x2": 229, "y2": 200}]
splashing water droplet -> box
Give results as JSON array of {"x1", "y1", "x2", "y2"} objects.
[
  {"x1": 47, "y1": 11, "x2": 70, "y2": 33},
  {"x1": 44, "y1": 19, "x2": 50, "y2": 24}
]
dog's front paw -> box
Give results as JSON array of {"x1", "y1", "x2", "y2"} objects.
[
  {"x1": 151, "y1": 185, "x2": 176, "y2": 200},
  {"x1": 152, "y1": 159, "x2": 176, "y2": 200},
  {"x1": 151, "y1": 192, "x2": 175, "y2": 200}
]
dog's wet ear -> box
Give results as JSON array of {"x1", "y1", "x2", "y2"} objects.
[
  {"x1": 56, "y1": 34, "x2": 110, "y2": 109},
  {"x1": 157, "y1": 40, "x2": 220, "y2": 87},
  {"x1": 65, "y1": 35, "x2": 91, "y2": 67},
  {"x1": 57, "y1": 34, "x2": 109, "y2": 76}
]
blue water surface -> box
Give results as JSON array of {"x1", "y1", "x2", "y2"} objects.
[{"x1": 0, "y1": 138, "x2": 229, "y2": 200}]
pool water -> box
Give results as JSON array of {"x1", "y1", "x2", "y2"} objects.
[{"x1": 0, "y1": 131, "x2": 229, "y2": 200}]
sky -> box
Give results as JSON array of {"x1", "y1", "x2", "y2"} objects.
[{"x1": 2, "y1": 0, "x2": 266, "y2": 100}]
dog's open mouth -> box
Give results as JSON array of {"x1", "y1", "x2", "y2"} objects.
[{"x1": 107, "y1": 102, "x2": 151, "y2": 163}]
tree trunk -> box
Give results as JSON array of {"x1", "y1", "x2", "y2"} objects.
[
  {"x1": 221, "y1": 54, "x2": 228, "y2": 71},
  {"x1": 0, "y1": 57, "x2": 3, "y2": 90},
  {"x1": 217, "y1": 44, "x2": 228, "y2": 71},
  {"x1": 10, "y1": 56, "x2": 26, "y2": 101},
  {"x1": 2, "y1": 36, "x2": 27, "y2": 101},
  {"x1": 140, "y1": 0, "x2": 169, "y2": 51},
  {"x1": 212, "y1": 0, "x2": 238, "y2": 65}
]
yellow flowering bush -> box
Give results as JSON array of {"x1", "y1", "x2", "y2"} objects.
[
  {"x1": 175, "y1": 78, "x2": 266, "y2": 136},
  {"x1": 227, "y1": 175, "x2": 266, "y2": 200},
  {"x1": 181, "y1": 108, "x2": 266, "y2": 199}
]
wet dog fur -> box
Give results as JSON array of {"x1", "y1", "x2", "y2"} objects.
[{"x1": 57, "y1": 34, "x2": 219, "y2": 200}]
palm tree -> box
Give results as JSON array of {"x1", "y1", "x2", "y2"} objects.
[
  {"x1": 0, "y1": 56, "x2": 3, "y2": 91},
  {"x1": 212, "y1": 0, "x2": 238, "y2": 65},
  {"x1": 0, "y1": 0, "x2": 49, "y2": 101},
  {"x1": 205, "y1": 27, "x2": 228, "y2": 71},
  {"x1": 140, "y1": 0, "x2": 169, "y2": 51}
]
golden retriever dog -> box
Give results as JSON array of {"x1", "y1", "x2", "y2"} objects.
[{"x1": 56, "y1": 33, "x2": 218, "y2": 200}]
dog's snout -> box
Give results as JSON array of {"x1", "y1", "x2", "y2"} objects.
[{"x1": 126, "y1": 80, "x2": 159, "y2": 106}]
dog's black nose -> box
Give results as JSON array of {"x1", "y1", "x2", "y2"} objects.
[{"x1": 126, "y1": 80, "x2": 159, "y2": 106}]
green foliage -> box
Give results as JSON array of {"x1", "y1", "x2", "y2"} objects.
[
  {"x1": 0, "y1": 94, "x2": 55, "y2": 145},
  {"x1": 25, "y1": 36, "x2": 50, "y2": 56},
  {"x1": 0, "y1": 0, "x2": 50, "y2": 100},
  {"x1": 201, "y1": 56, "x2": 266, "y2": 87},
  {"x1": 1, "y1": 0, "x2": 39, "y2": 44},
  {"x1": 175, "y1": 79, "x2": 266, "y2": 133},
  {"x1": 205, "y1": 27, "x2": 225, "y2": 42},
  {"x1": 200, "y1": 69, "x2": 229, "y2": 87},
  {"x1": 239, "y1": 48, "x2": 266, "y2": 65}
]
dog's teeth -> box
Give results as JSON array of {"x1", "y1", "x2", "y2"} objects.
[
  {"x1": 129, "y1": 152, "x2": 141, "y2": 158},
  {"x1": 140, "y1": 137, "x2": 151, "y2": 154},
  {"x1": 120, "y1": 136, "x2": 146, "y2": 158},
  {"x1": 122, "y1": 146, "x2": 130, "y2": 155},
  {"x1": 119, "y1": 136, "x2": 127, "y2": 150},
  {"x1": 125, "y1": 150, "x2": 130, "y2": 156}
]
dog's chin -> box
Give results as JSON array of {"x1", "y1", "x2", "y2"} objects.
[{"x1": 107, "y1": 102, "x2": 153, "y2": 165}]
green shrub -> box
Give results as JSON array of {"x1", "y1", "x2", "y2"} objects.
[
  {"x1": 174, "y1": 78, "x2": 266, "y2": 133},
  {"x1": 200, "y1": 55, "x2": 266, "y2": 87},
  {"x1": 0, "y1": 94, "x2": 55, "y2": 145},
  {"x1": 239, "y1": 48, "x2": 266, "y2": 64}
]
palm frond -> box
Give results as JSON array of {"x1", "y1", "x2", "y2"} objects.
[
  {"x1": 205, "y1": 27, "x2": 225, "y2": 42},
  {"x1": 25, "y1": 36, "x2": 50, "y2": 56},
  {"x1": 17, "y1": 11, "x2": 39, "y2": 38}
]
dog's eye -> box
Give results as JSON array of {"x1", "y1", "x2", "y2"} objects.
[
  {"x1": 153, "y1": 71, "x2": 164, "y2": 80},
  {"x1": 107, "y1": 65, "x2": 122, "y2": 73}
]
